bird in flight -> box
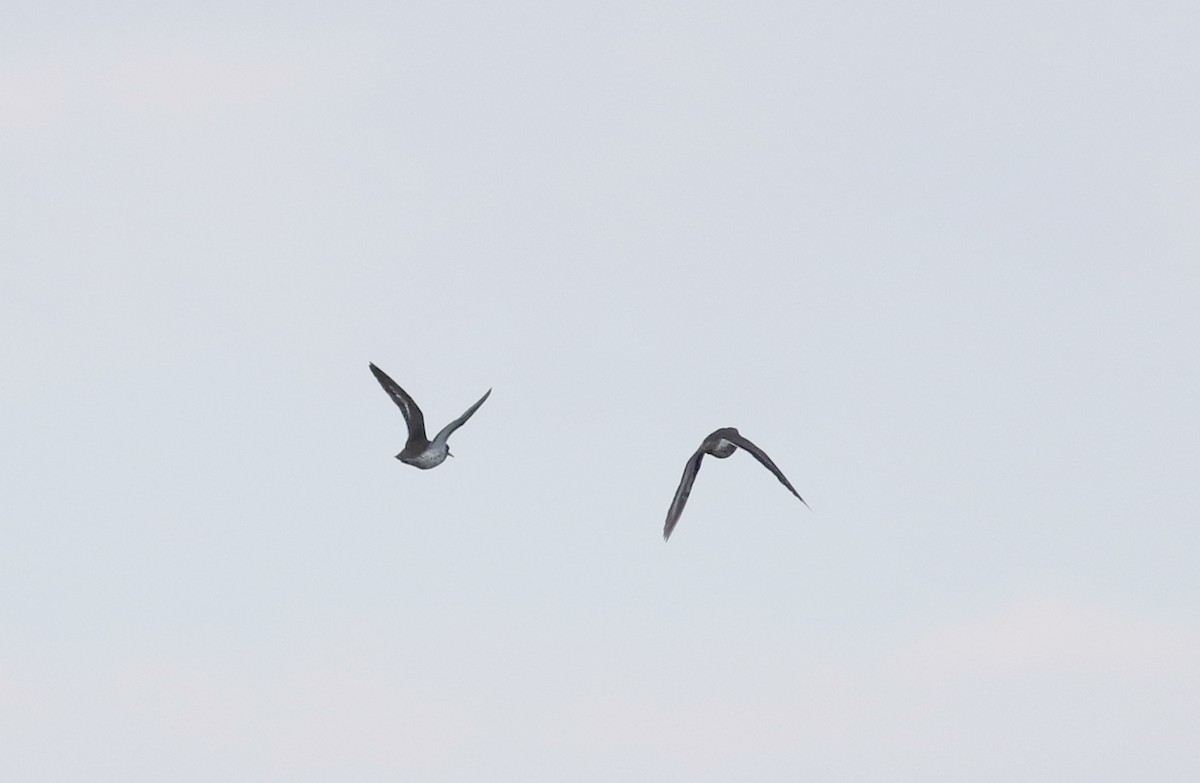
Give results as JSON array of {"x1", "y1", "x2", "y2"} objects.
[
  {"x1": 663, "y1": 427, "x2": 808, "y2": 541},
  {"x1": 369, "y1": 362, "x2": 491, "y2": 469}
]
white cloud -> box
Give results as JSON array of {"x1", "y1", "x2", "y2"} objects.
[
  {"x1": 0, "y1": 64, "x2": 72, "y2": 128},
  {"x1": 93, "y1": 46, "x2": 300, "y2": 121},
  {"x1": 0, "y1": 32, "x2": 321, "y2": 130},
  {"x1": 2, "y1": 595, "x2": 1198, "y2": 781},
  {"x1": 895, "y1": 594, "x2": 1200, "y2": 683}
]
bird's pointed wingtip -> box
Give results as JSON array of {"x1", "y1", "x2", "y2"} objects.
[{"x1": 662, "y1": 520, "x2": 676, "y2": 541}]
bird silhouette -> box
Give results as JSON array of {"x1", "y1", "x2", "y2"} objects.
[
  {"x1": 369, "y1": 362, "x2": 491, "y2": 469},
  {"x1": 663, "y1": 427, "x2": 807, "y2": 541}
]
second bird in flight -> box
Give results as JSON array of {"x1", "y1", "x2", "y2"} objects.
[{"x1": 663, "y1": 427, "x2": 808, "y2": 541}]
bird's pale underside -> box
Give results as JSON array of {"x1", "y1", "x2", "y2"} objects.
[
  {"x1": 662, "y1": 427, "x2": 808, "y2": 541},
  {"x1": 369, "y1": 362, "x2": 491, "y2": 470}
]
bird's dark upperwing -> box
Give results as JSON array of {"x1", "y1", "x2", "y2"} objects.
[
  {"x1": 431, "y1": 388, "x2": 492, "y2": 446},
  {"x1": 663, "y1": 445, "x2": 708, "y2": 541},
  {"x1": 369, "y1": 363, "x2": 427, "y2": 445},
  {"x1": 725, "y1": 431, "x2": 809, "y2": 507}
]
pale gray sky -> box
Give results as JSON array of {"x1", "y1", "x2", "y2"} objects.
[{"x1": 2, "y1": 1, "x2": 1198, "y2": 780}]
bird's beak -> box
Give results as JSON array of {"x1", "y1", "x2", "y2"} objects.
[{"x1": 448, "y1": 451, "x2": 455, "y2": 458}]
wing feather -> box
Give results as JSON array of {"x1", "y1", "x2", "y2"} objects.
[
  {"x1": 369, "y1": 363, "x2": 427, "y2": 445},
  {"x1": 431, "y1": 388, "x2": 492, "y2": 447},
  {"x1": 724, "y1": 431, "x2": 808, "y2": 507},
  {"x1": 663, "y1": 446, "x2": 708, "y2": 541}
]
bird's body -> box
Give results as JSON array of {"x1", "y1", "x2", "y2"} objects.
[
  {"x1": 707, "y1": 437, "x2": 738, "y2": 458},
  {"x1": 663, "y1": 426, "x2": 807, "y2": 541},
  {"x1": 399, "y1": 441, "x2": 454, "y2": 470},
  {"x1": 369, "y1": 362, "x2": 491, "y2": 469}
]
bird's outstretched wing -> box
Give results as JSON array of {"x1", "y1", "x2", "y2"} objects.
[
  {"x1": 369, "y1": 363, "x2": 427, "y2": 445},
  {"x1": 431, "y1": 388, "x2": 492, "y2": 447},
  {"x1": 725, "y1": 430, "x2": 809, "y2": 507},
  {"x1": 663, "y1": 445, "x2": 708, "y2": 541}
]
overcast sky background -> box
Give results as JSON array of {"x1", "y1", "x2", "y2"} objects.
[{"x1": 2, "y1": 1, "x2": 1198, "y2": 780}]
